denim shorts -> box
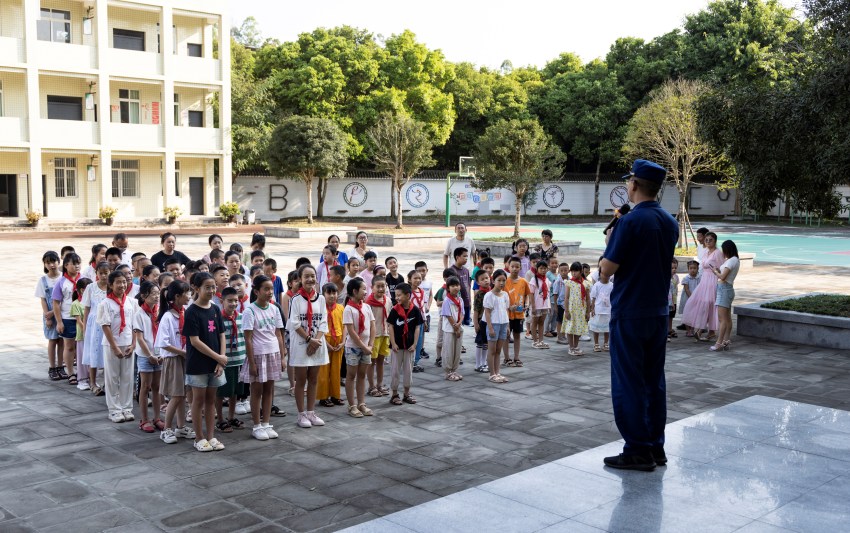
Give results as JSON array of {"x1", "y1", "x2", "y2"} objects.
[
  {"x1": 185, "y1": 371, "x2": 227, "y2": 388},
  {"x1": 715, "y1": 283, "x2": 735, "y2": 308},
  {"x1": 137, "y1": 353, "x2": 163, "y2": 373},
  {"x1": 59, "y1": 318, "x2": 77, "y2": 340},
  {"x1": 345, "y1": 347, "x2": 371, "y2": 366},
  {"x1": 487, "y1": 322, "x2": 509, "y2": 341}
]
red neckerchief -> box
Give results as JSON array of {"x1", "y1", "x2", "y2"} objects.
[
  {"x1": 478, "y1": 286, "x2": 491, "y2": 295},
  {"x1": 222, "y1": 309, "x2": 239, "y2": 352},
  {"x1": 534, "y1": 272, "x2": 549, "y2": 299},
  {"x1": 326, "y1": 301, "x2": 339, "y2": 339},
  {"x1": 411, "y1": 288, "x2": 424, "y2": 309},
  {"x1": 365, "y1": 293, "x2": 388, "y2": 324},
  {"x1": 571, "y1": 276, "x2": 586, "y2": 300},
  {"x1": 392, "y1": 303, "x2": 412, "y2": 349},
  {"x1": 446, "y1": 293, "x2": 463, "y2": 323},
  {"x1": 298, "y1": 288, "x2": 316, "y2": 331},
  {"x1": 285, "y1": 289, "x2": 294, "y2": 298},
  {"x1": 238, "y1": 295, "x2": 248, "y2": 313},
  {"x1": 141, "y1": 302, "x2": 158, "y2": 340},
  {"x1": 347, "y1": 300, "x2": 366, "y2": 334},
  {"x1": 107, "y1": 291, "x2": 128, "y2": 333},
  {"x1": 172, "y1": 303, "x2": 185, "y2": 347},
  {"x1": 64, "y1": 272, "x2": 80, "y2": 300},
  {"x1": 323, "y1": 262, "x2": 335, "y2": 283}
]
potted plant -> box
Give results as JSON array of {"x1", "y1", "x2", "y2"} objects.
[
  {"x1": 218, "y1": 201, "x2": 241, "y2": 223},
  {"x1": 163, "y1": 206, "x2": 182, "y2": 224},
  {"x1": 25, "y1": 210, "x2": 42, "y2": 227},
  {"x1": 98, "y1": 206, "x2": 118, "y2": 225}
]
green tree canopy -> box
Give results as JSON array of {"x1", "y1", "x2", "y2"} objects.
[
  {"x1": 472, "y1": 118, "x2": 566, "y2": 237},
  {"x1": 230, "y1": 39, "x2": 276, "y2": 180},
  {"x1": 266, "y1": 116, "x2": 348, "y2": 223}
]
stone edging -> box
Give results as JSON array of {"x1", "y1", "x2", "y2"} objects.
[{"x1": 734, "y1": 292, "x2": 850, "y2": 349}]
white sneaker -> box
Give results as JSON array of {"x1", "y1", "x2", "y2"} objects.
[
  {"x1": 160, "y1": 428, "x2": 177, "y2": 444},
  {"x1": 244, "y1": 400, "x2": 252, "y2": 413},
  {"x1": 235, "y1": 400, "x2": 247, "y2": 415},
  {"x1": 263, "y1": 423, "x2": 279, "y2": 438},
  {"x1": 175, "y1": 426, "x2": 195, "y2": 439},
  {"x1": 122, "y1": 410, "x2": 135, "y2": 422},
  {"x1": 77, "y1": 381, "x2": 91, "y2": 391},
  {"x1": 193, "y1": 439, "x2": 213, "y2": 452},
  {"x1": 306, "y1": 411, "x2": 325, "y2": 426},
  {"x1": 297, "y1": 413, "x2": 312, "y2": 428},
  {"x1": 109, "y1": 411, "x2": 125, "y2": 423},
  {"x1": 252, "y1": 424, "x2": 269, "y2": 440}
]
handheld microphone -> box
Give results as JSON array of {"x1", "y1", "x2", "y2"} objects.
[{"x1": 602, "y1": 204, "x2": 631, "y2": 235}]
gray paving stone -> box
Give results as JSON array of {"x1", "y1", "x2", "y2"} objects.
[
  {"x1": 265, "y1": 483, "x2": 338, "y2": 511},
  {"x1": 158, "y1": 501, "x2": 242, "y2": 529},
  {"x1": 276, "y1": 503, "x2": 371, "y2": 532},
  {"x1": 229, "y1": 491, "x2": 307, "y2": 521}
]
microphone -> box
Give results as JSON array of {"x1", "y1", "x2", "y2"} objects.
[{"x1": 602, "y1": 204, "x2": 631, "y2": 235}]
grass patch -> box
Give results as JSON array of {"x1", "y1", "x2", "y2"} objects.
[
  {"x1": 762, "y1": 294, "x2": 850, "y2": 318},
  {"x1": 674, "y1": 247, "x2": 698, "y2": 256},
  {"x1": 475, "y1": 236, "x2": 522, "y2": 243},
  {"x1": 267, "y1": 220, "x2": 355, "y2": 228}
]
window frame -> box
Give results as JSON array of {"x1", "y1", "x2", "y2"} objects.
[
  {"x1": 118, "y1": 89, "x2": 140, "y2": 124},
  {"x1": 187, "y1": 110, "x2": 203, "y2": 128},
  {"x1": 37, "y1": 8, "x2": 71, "y2": 44},
  {"x1": 111, "y1": 159, "x2": 140, "y2": 198},
  {"x1": 53, "y1": 157, "x2": 78, "y2": 198},
  {"x1": 173, "y1": 93, "x2": 180, "y2": 126},
  {"x1": 187, "y1": 43, "x2": 202, "y2": 57},
  {"x1": 112, "y1": 28, "x2": 146, "y2": 52},
  {"x1": 46, "y1": 95, "x2": 83, "y2": 121},
  {"x1": 175, "y1": 160, "x2": 181, "y2": 197}
]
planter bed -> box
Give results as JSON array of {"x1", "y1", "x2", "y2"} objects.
[
  {"x1": 346, "y1": 231, "x2": 454, "y2": 247},
  {"x1": 479, "y1": 241, "x2": 581, "y2": 258},
  {"x1": 265, "y1": 225, "x2": 357, "y2": 239},
  {"x1": 734, "y1": 293, "x2": 850, "y2": 350}
]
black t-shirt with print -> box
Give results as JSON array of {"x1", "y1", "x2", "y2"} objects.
[
  {"x1": 387, "y1": 304, "x2": 424, "y2": 350},
  {"x1": 184, "y1": 302, "x2": 225, "y2": 375},
  {"x1": 385, "y1": 272, "x2": 405, "y2": 305}
]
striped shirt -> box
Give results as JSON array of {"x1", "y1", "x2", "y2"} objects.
[{"x1": 222, "y1": 313, "x2": 247, "y2": 367}]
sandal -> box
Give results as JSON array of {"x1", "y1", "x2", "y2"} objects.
[
  {"x1": 603, "y1": 343, "x2": 609, "y2": 351},
  {"x1": 319, "y1": 398, "x2": 334, "y2": 407},
  {"x1": 229, "y1": 418, "x2": 245, "y2": 429},
  {"x1": 402, "y1": 394, "x2": 417, "y2": 404},
  {"x1": 390, "y1": 394, "x2": 403, "y2": 406},
  {"x1": 216, "y1": 420, "x2": 233, "y2": 433},
  {"x1": 332, "y1": 397, "x2": 345, "y2": 406},
  {"x1": 594, "y1": 344, "x2": 602, "y2": 352},
  {"x1": 93, "y1": 387, "x2": 105, "y2": 397},
  {"x1": 48, "y1": 367, "x2": 62, "y2": 381},
  {"x1": 67, "y1": 374, "x2": 78, "y2": 385},
  {"x1": 57, "y1": 366, "x2": 69, "y2": 380},
  {"x1": 139, "y1": 420, "x2": 155, "y2": 433},
  {"x1": 503, "y1": 359, "x2": 514, "y2": 367},
  {"x1": 379, "y1": 386, "x2": 389, "y2": 395},
  {"x1": 539, "y1": 342, "x2": 550, "y2": 349},
  {"x1": 513, "y1": 360, "x2": 523, "y2": 367},
  {"x1": 368, "y1": 387, "x2": 383, "y2": 398},
  {"x1": 348, "y1": 405, "x2": 364, "y2": 418},
  {"x1": 153, "y1": 419, "x2": 166, "y2": 431},
  {"x1": 270, "y1": 405, "x2": 286, "y2": 417}
]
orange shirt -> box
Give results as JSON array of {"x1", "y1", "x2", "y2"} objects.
[{"x1": 504, "y1": 277, "x2": 531, "y2": 320}]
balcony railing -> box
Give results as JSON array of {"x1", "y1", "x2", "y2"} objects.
[
  {"x1": 109, "y1": 122, "x2": 163, "y2": 150},
  {"x1": 38, "y1": 119, "x2": 99, "y2": 148},
  {"x1": 0, "y1": 116, "x2": 28, "y2": 144},
  {"x1": 172, "y1": 55, "x2": 221, "y2": 83},
  {"x1": 173, "y1": 126, "x2": 221, "y2": 152},
  {"x1": 0, "y1": 36, "x2": 24, "y2": 65},
  {"x1": 34, "y1": 41, "x2": 97, "y2": 71}
]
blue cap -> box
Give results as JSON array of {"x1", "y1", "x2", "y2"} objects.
[{"x1": 622, "y1": 159, "x2": 667, "y2": 184}]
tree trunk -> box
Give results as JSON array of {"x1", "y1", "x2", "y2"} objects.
[
  {"x1": 396, "y1": 181, "x2": 404, "y2": 229},
  {"x1": 734, "y1": 187, "x2": 741, "y2": 217},
  {"x1": 784, "y1": 191, "x2": 791, "y2": 219},
  {"x1": 390, "y1": 180, "x2": 397, "y2": 218},
  {"x1": 513, "y1": 190, "x2": 523, "y2": 238},
  {"x1": 593, "y1": 155, "x2": 601, "y2": 216},
  {"x1": 305, "y1": 176, "x2": 314, "y2": 225},
  {"x1": 678, "y1": 189, "x2": 687, "y2": 249},
  {"x1": 316, "y1": 177, "x2": 326, "y2": 218}
]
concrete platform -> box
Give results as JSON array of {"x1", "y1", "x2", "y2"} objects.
[{"x1": 346, "y1": 396, "x2": 850, "y2": 533}]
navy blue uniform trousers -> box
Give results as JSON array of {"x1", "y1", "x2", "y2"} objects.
[{"x1": 609, "y1": 315, "x2": 668, "y2": 455}]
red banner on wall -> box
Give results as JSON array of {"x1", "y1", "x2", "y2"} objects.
[{"x1": 151, "y1": 102, "x2": 160, "y2": 125}]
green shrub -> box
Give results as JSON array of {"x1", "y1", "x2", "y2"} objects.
[{"x1": 762, "y1": 294, "x2": 850, "y2": 318}]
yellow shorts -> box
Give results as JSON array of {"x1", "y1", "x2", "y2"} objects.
[{"x1": 371, "y1": 336, "x2": 391, "y2": 359}]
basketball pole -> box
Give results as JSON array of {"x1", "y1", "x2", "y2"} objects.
[{"x1": 446, "y1": 172, "x2": 459, "y2": 227}]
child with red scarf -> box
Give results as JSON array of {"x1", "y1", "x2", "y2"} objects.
[
  {"x1": 366, "y1": 276, "x2": 391, "y2": 397},
  {"x1": 97, "y1": 271, "x2": 137, "y2": 423},
  {"x1": 440, "y1": 277, "x2": 465, "y2": 381},
  {"x1": 214, "y1": 287, "x2": 247, "y2": 433},
  {"x1": 134, "y1": 281, "x2": 164, "y2": 433},
  {"x1": 529, "y1": 260, "x2": 552, "y2": 350},
  {"x1": 342, "y1": 278, "x2": 375, "y2": 418},
  {"x1": 318, "y1": 283, "x2": 345, "y2": 407},
  {"x1": 155, "y1": 279, "x2": 194, "y2": 443},
  {"x1": 472, "y1": 269, "x2": 491, "y2": 373},
  {"x1": 562, "y1": 261, "x2": 591, "y2": 356},
  {"x1": 286, "y1": 265, "x2": 329, "y2": 429},
  {"x1": 52, "y1": 252, "x2": 82, "y2": 385},
  {"x1": 387, "y1": 282, "x2": 423, "y2": 405}
]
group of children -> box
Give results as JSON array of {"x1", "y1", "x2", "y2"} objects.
[{"x1": 33, "y1": 230, "x2": 638, "y2": 452}]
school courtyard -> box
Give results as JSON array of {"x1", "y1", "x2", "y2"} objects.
[{"x1": 3, "y1": 224, "x2": 850, "y2": 532}]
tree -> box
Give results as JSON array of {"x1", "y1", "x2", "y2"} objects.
[
  {"x1": 473, "y1": 119, "x2": 566, "y2": 237},
  {"x1": 231, "y1": 17, "x2": 263, "y2": 48},
  {"x1": 532, "y1": 60, "x2": 630, "y2": 215},
  {"x1": 605, "y1": 32, "x2": 684, "y2": 110},
  {"x1": 230, "y1": 39, "x2": 276, "y2": 180},
  {"x1": 266, "y1": 116, "x2": 348, "y2": 224},
  {"x1": 367, "y1": 113, "x2": 435, "y2": 229},
  {"x1": 623, "y1": 79, "x2": 729, "y2": 247}
]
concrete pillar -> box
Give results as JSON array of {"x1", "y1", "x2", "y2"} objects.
[
  {"x1": 218, "y1": 10, "x2": 232, "y2": 208},
  {"x1": 161, "y1": 5, "x2": 176, "y2": 210},
  {"x1": 22, "y1": 0, "x2": 42, "y2": 215}
]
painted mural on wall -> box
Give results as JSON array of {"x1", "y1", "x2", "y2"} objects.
[
  {"x1": 543, "y1": 185, "x2": 564, "y2": 208},
  {"x1": 610, "y1": 186, "x2": 629, "y2": 208},
  {"x1": 405, "y1": 182, "x2": 430, "y2": 208},
  {"x1": 343, "y1": 182, "x2": 368, "y2": 207}
]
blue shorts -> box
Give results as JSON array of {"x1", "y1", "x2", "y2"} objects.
[
  {"x1": 59, "y1": 318, "x2": 77, "y2": 340},
  {"x1": 715, "y1": 283, "x2": 735, "y2": 308},
  {"x1": 137, "y1": 353, "x2": 163, "y2": 373},
  {"x1": 185, "y1": 371, "x2": 226, "y2": 388},
  {"x1": 487, "y1": 322, "x2": 509, "y2": 341}
]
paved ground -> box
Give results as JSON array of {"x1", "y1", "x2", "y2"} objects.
[
  {"x1": 347, "y1": 395, "x2": 850, "y2": 533},
  {"x1": 3, "y1": 226, "x2": 850, "y2": 532}
]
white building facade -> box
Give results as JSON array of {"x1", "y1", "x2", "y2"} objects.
[{"x1": 0, "y1": 0, "x2": 231, "y2": 220}]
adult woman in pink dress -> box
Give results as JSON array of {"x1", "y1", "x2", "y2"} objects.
[{"x1": 681, "y1": 232, "x2": 722, "y2": 341}]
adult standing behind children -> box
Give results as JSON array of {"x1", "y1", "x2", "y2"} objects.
[
  {"x1": 599, "y1": 159, "x2": 678, "y2": 472},
  {"x1": 443, "y1": 223, "x2": 476, "y2": 268},
  {"x1": 350, "y1": 232, "x2": 375, "y2": 263},
  {"x1": 150, "y1": 233, "x2": 191, "y2": 271},
  {"x1": 681, "y1": 232, "x2": 723, "y2": 341}
]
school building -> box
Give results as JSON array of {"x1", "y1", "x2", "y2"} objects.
[{"x1": 0, "y1": 0, "x2": 231, "y2": 221}]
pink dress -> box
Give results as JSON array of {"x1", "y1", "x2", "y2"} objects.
[{"x1": 682, "y1": 248, "x2": 723, "y2": 331}]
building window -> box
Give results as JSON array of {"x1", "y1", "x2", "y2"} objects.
[
  {"x1": 173, "y1": 94, "x2": 180, "y2": 126},
  {"x1": 113, "y1": 28, "x2": 145, "y2": 51},
  {"x1": 188, "y1": 110, "x2": 203, "y2": 128},
  {"x1": 54, "y1": 158, "x2": 77, "y2": 198},
  {"x1": 37, "y1": 9, "x2": 71, "y2": 43},
  {"x1": 187, "y1": 43, "x2": 202, "y2": 57},
  {"x1": 119, "y1": 89, "x2": 140, "y2": 124},
  {"x1": 175, "y1": 161, "x2": 181, "y2": 197},
  {"x1": 47, "y1": 95, "x2": 83, "y2": 121},
  {"x1": 112, "y1": 159, "x2": 139, "y2": 197}
]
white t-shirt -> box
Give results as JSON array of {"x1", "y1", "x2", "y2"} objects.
[
  {"x1": 81, "y1": 264, "x2": 97, "y2": 282},
  {"x1": 34, "y1": 274, "x2": 60, "y2": 302},
  {"x1": 483, "y1": 291, "x2": 510, "y2": 324},
  {"x1": 420, "y1": 280, "x2": 433, "y2": 317},
  {"x1": 444, "y1": 236, "x2": 476, "y2": 262},
  {"x1": 242, "y1": 302, "x2": 284, "y2": 355},
  {"x1": 133, "y1": 308, "x2": 158, "y2": 358},
  {"x1": 97, "y1": 295, "x2": 136, "y2": 346},
  {"x1": 719, "y1": 256, "x2": 741, "y2": 286},
  {"x1": 343, "y1": 303, "x2": 374, "y2": 349},
  {"x1": 155, "y1": 311, "x2": 183, "y2": 357},
  {"x1": 590, "y1": 281, "x2": 613, "y2": 315},
  {"x1": 287, "y1": 293, "x2": 329, "y2": 365}
]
